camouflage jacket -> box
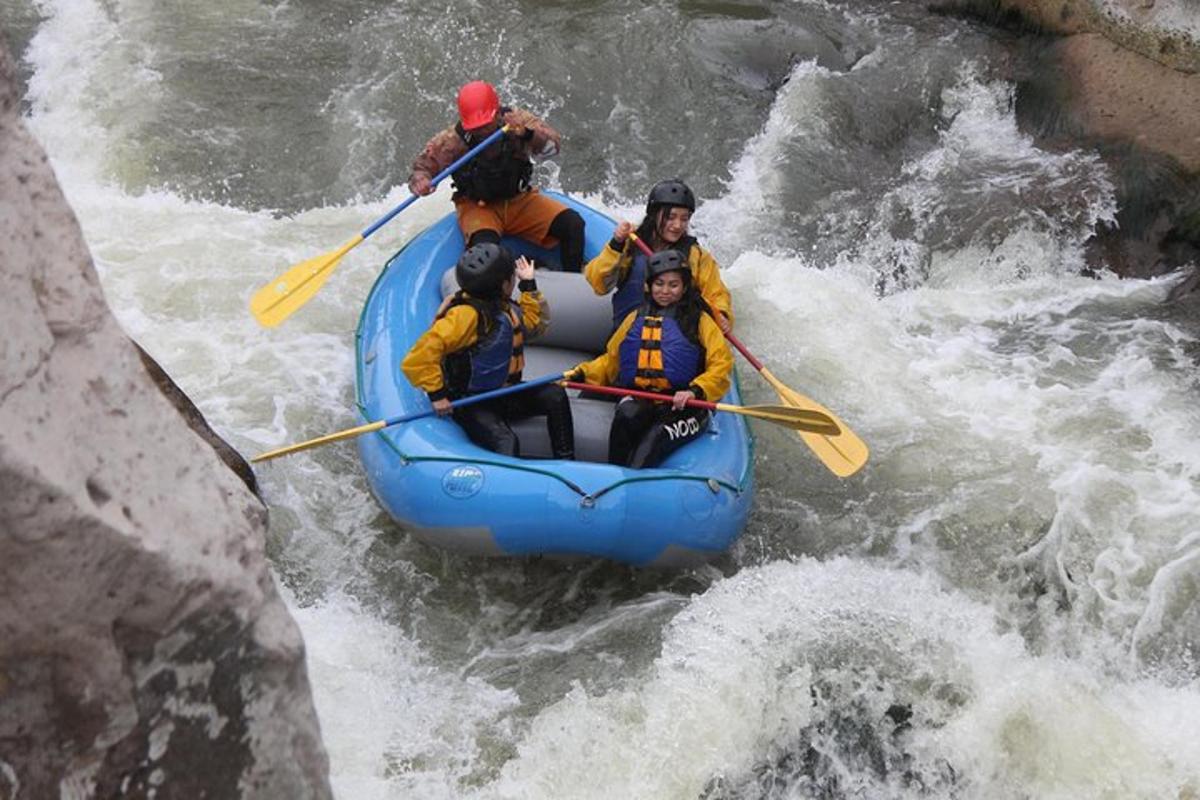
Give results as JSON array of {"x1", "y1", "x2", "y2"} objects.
[{"x1": 408, "y1": 107, "x2": 561, "y2": 188}]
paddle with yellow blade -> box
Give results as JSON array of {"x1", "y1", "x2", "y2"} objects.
[
  {"x1": 252, "y1": 370, "x2": 564, "y2": 463},
  {"x1": 627, "y1": 231, "x2": 868, "y2": 477},
  {"x1": 562, "y1": 382, "x2": 840, "y2": 435},
  {"x1": 249, "y1": 125, "x2": 510, "y2": 328},
  {"x1": 721, "y1": 332, "x2": 868, "y2": 477}
]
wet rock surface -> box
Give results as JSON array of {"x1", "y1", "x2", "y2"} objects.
[
  {"x1": 0, "y1": 39, "x2": 330, "y2": 800},
  {"x1": 936, "y1": 0, "x2": 1200, "y2": 285}
]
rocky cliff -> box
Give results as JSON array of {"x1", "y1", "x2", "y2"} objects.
[
  {"x1": 934, "y1": 0, "x2": 1200, "y2": 284},
  {"x1": 0, "y1": 40, "x2": 331, "y2": 800}
]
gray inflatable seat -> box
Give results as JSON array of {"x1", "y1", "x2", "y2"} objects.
[{"x1": 439, "y1": 268, "x2": 624, "y2": 462}]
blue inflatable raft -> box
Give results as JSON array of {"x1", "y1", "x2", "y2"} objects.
[{"x1": 354, "y1": 192, "x2": 754, "y2": 566}]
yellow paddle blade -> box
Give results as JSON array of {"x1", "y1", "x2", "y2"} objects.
[
  {"x1": 760, "y1": 367, "x2": 869, "y2": 477},
  {"x1": 250, "y1": 234, "x2": 364, "y2": 328},
  {"x1": 251, "y1": 419, "x2": 385, "y2": 463},
  {"x1": 716, "y1": 402, "x2": 842, "y2": 435}
]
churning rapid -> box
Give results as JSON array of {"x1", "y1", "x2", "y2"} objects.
[{"x1": 7, "y1": 0, "x2": 1200, "y2": 796}]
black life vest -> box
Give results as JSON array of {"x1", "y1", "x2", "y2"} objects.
[{"x1": 451, "y1": 108, "x2": 533, "y2": 202}]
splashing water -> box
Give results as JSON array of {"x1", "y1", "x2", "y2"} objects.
[{"x1": 11, "y1": 0, "x2": 1200, "y2": 796}]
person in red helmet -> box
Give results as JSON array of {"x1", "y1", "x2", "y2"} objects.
[{"x1": 407, "y1": 81, "x2": 586, "y2": 272}]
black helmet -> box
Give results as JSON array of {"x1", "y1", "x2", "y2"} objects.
[
  {"x1": 646, "y1": 249, "x2": 690, "y2": 283},
  {"x1": 456, "y1": 243, "x2": 514, "y2": 297},
  {"x1": 646, "y1": 179, "x2": 696, "y2": 213}
]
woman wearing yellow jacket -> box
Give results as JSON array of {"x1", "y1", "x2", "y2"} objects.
[
  {"x1": 584, "y1": 179, "x2": 733, "y2": 333},
  {"x1": 402, "y1": 243, "x2": 574, "y2": 459},
  {"x1": 570, "y1": 250, "x2": 733, "y2": 469}
]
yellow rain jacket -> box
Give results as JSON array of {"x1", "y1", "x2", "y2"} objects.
[
  {"x1": 402, "y1": 282, "x2": 548, "y2": 401},
  {"x1": 584, "y1": 238, "x2": 734, "y2": 326},
  {"x1": 575, "y1": 305, "x2": 733, "y2": 402}
]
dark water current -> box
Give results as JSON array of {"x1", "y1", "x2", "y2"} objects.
[{"x1": 4, "y1": 0, "x2": 1200, "y2": 797}]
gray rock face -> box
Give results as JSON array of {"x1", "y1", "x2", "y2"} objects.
[
  {"x1": 933, "y1": 0, "x2": 1200, "y2": 279},
  {"x1": 0, "y1": 40, "x2": 331, "y2": 800},
  {"x1": 1054, "y1": 32, "x2": 1200, "y2": 173},
  {"x1": 933, "y1": 0, "x2": 1200, "y2": 73},
  {"x1": 1023, "y1": 0, "x2": 1200, "y2": 73},
  {"x1": 934, "y1": 0, "x2": 1200, "y2": 173}
]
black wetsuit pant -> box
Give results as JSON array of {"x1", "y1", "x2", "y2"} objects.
[
  {"x1": 467, "y1": 208, "x2": 585, "y2": 272},
  {"x1": 607, "y1": 396, "x2": 710, "y2": 469},
  {"x1": 453, "y1": 382, "x2": 575, "y2": 459},
  {"x1": 547, "y1": 209, "x2": 584, "y2": 273}
]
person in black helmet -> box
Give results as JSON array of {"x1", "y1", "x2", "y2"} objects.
[
  {"x1": 585, "y1": 179, "x2": 734, "y2": 332},
  {"x1": 568, "y1": 250, "x2": 733, "y2": 469},
  {"x1": 401, "y1": 244, "x2": 575, "y2": 459}
]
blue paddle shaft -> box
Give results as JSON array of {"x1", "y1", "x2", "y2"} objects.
[
  {"x1": 361, "y1": 126, "x2": 508, "y2": 239},
  {"x1": 381, "y1": 372, "x2": 563, "y2": 429}
]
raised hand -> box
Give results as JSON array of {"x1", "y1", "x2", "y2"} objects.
[{"x1": 515, "y1": 255, "x2": 536, "y2": 282}]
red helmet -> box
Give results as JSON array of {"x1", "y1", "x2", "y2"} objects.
[{"x1": 457, "y1": 81, "x2": 500, "y2": 130}]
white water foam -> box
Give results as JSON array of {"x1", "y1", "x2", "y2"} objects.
[
  {"x1": 719, "y1": 234, "x2": 1200, "y2": 664},
  {"x1": 485, "y1": 560, "x2": 1200, "y2": 799},
  {"x1": 289, "y1": 590, "x2": 522, "y2": 799}
]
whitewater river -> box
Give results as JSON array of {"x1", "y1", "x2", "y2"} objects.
[{"x1": 5, "y1": 0, "x2": 1200, "y2": 796}]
